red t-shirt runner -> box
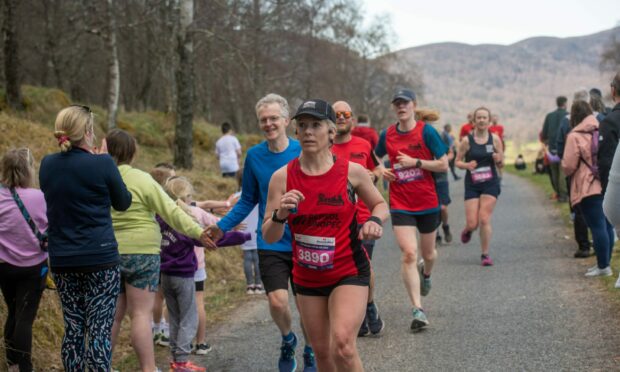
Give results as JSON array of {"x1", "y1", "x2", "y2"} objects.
[
  {"x1": 459, "y1": 122, "x2": 473, "y2": 140},
  {"x1": 331, "y1": 136, "x2": 378, "y2": 224},
  {"x1": 286, "y1": 156, "x2": 370, "y2": 288},
  {"x1": 351, "y1": 126, "x2": 379, "y2": 149}
]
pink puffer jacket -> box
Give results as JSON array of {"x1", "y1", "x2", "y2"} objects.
[{"x1": 561, "y1": 115, "x2": 601, "y2": 207}]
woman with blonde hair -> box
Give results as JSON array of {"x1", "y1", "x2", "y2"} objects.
[
  {"x1": 39, "y1": 105, "x2": 133, "y2": 372},
  {"x1": 0, "y1": 148, "x2": 48, "y2": 372}
]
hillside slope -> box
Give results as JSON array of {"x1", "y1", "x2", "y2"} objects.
[{"x1": 391, "y1": 27, "x2": 619, "y2": 148}]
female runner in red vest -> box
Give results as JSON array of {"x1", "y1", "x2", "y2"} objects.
[
  {"x1": 374, "y1": 89, "x2": 449, "y2": 331},
  {"x1": 263, "y1": 99, "x2": 388, "y2": 372}
]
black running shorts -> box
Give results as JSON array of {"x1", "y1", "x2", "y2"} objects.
[
  {"x1": 294, "y1": 275, "x2": 370, "y2": 297},
  {"x1": 258, "y1": 250, "x2": 296, "y2": 295},
  {"x1": 391, "y1": 211, "x2": 441, "y2": 234}
]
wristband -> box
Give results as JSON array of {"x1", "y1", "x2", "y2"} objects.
[{"x1": 366, "y1": 216, "x2": 383, "y2": 227}]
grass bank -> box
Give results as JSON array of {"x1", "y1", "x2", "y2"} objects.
[{"x1": 0, "y1": 86, "x2": 262, "y2": 370}]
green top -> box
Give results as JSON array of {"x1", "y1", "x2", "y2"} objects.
[{"x1": 111, "y1": 164, "x2": 203, "y2": 254}]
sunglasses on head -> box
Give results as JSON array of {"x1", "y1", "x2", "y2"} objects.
[
  {"x1": 335, "y1": 111, "x2": 352, "y2": 119},
  {"x1": 70, "y1": 104, "x2": 92, "y2": 113}
]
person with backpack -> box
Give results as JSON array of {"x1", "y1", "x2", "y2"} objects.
[
  {"x1": 562, "y1": 100, "x2": 614, "y2": 277},
  {"x1": 0, "y1": 148, "x2": 48, "y2": 372}
]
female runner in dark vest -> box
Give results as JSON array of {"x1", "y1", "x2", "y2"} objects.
[
  {"x1": 263, "y1": 99, "x2": 388, "y2": 372},
  {"x1": 455, "y1": 107, "x2": 504, "y2": 266}
]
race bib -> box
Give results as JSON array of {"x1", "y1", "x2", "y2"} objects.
[
  {"x1": 486, "y1": 144, "x2": 494, "y2": 153},
  {"x1": 393, "y1": 163, "x2": 424, "y2": 184},
  {"x1": 295, "y1": 234, "x2": 335, "y2": 270},
  {"x1": 471, "y1": 166, "x2": 493, "y2": 184}
]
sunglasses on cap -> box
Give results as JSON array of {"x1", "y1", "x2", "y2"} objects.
[{"x1": 335, "y1": 111, "x2": 352, "y2": 119}]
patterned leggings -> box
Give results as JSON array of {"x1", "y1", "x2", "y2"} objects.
[{"x1": 53, "y1": 266, "x2": 120, "y2": 372}]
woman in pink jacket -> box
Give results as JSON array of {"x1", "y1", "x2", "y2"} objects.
[{"x1": 562, "y1": 100, "x2": 615, "y2": 277}]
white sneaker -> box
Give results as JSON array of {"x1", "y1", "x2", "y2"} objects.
[
  {"x1": 615, "y1": 273, "x2": 620, "y2": 289},
  {"x1": 587, "y1": 265, "x2": 599, "y2": 273},
  {"x1": 584, "y1": 266, "x2": 612, "y2": 277}
]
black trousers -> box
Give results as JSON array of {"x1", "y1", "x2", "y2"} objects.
[
  {"x1": 567, "y1": 177, "x2": 590, "y2": 250},
  {"x1": 0, "y1": 260, "x2": 46, "y2": 371}
]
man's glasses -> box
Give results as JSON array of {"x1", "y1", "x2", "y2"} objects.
[
  {"x1": 259, "y1": 116, "x2": 282, "y2": 125},
  {"x1": 335, "y1": 111, "x2": 352, "y2": 119}
]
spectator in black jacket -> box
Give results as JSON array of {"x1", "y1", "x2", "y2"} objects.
[
  {"x1": 598, "y1": 72, "x2": 620, "y2": 194},
  {"x1": 542, "y1": 96, "x2": 568, "y2": 201}
]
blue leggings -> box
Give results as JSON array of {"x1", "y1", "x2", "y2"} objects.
[
  {"x1": 578, "y1": 195, "x2": 615, "y2": 269},
  {"x1": 53, "y1": 266, "x2": 120, "y2": 372}
]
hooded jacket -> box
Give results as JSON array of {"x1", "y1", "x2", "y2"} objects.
[{"x1": 561, "y1": 115, "x2": 602, "y2": 207}]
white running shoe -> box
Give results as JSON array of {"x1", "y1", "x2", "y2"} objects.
[
  {"x1": 584, "y1": 266, "x2": 612, "y2": 277},
  {"x1": 586, "y1": 265, "x2": 599, "y2": 273},
  {"x1": 615, "y1": 273, "x2": 620, "y2": 289}
]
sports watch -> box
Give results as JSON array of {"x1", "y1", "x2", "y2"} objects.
[
  {"x1": 415, "y1": 159, "x2": 422, "y2": 168},
  {"x1": 271, "y1": 209, "x2": 287, "y2": 224}
]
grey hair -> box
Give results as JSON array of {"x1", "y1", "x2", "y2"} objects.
[
  {"x1": 255, "y1": 93, "x2": 290, "y2": 119},
  {"x1": 573, "y1": 88, "x2": 590, "y2": 103}
]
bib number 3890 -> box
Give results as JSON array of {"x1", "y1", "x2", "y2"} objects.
[{"x1": 294, "y1": 234, "x2": 335, "y2": 270}]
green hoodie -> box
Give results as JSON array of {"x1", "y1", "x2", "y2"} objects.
[{"x1": 111, "y1": 164, "x2": 203, "y2": 254}]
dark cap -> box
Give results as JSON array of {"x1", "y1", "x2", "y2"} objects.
[
  {"x1": 292, "y1": 99, "x2": 336, "y2": 123},
  {"x1": 391, "y1": 89, "x2": 416, "y2": 103}
]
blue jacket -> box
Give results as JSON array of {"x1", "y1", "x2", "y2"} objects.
[
  {"x1": 39, "y1": 147, "x2": 132, "y2": 269},
  {"x1": 217, "y1": 138, "x2": 301, "y2": 252}
]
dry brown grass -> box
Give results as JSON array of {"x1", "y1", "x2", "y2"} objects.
[{"x1": 0, "y1": 87, "x2": 257, "y2": 370}]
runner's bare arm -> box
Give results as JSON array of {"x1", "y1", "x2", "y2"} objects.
[
  {"x1": 349, "y1": 162, "x2": 389, "y2": 240},
  {"x1": 396, "y1": 151, "x2": 448, "y2": 173},
  {"x1": 455, "y1": 136, "x2": 476, "y2": 170},
  {"x1": 491, "y1": 133, "x2": 504, "y2": 168},
  {"x1": 262, "y1": 167, "x2": 305, "y2": 243}
]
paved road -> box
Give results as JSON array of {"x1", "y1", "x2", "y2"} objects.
[{"x1": 198, "y1": 172, "x2": 620, "y2": 371}]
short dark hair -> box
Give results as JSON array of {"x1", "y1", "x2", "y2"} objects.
[
  {"x1": 106, "y1": 129, "x2": 137, "y2": 165},
  {"x1": 612, "y1": 72, "x2": 620, "y2": 92},
  {"x1": 556, "y1": 96, "x2": 567, "y2": 108},
  {"x1": 221, "y1": 122, "x2": 232, "y2": 134},
  {"x1": 357, "y1": 114, "x2": 369, "y2": 123},
  {"x1": 444, "y1": 124, "x2": 451, "y2": 131}
]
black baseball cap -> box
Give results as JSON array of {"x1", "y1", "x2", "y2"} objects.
[
  {"x1": 391, "y1": 89, "x2": 416, "y2": 103},
  {"x1": 292, "y1": 99, "x2": 336, "y2": 123}
]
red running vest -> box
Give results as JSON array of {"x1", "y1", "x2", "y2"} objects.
[
  {"x1": 286, "y1": 156, "x2": 369, "y2": 288},
  {"x1": 331, "y1": 136, "x2": 376, "y2": 223},
  {"x1": 385, "y1": 121, "x2": 439, "y2": 213}
]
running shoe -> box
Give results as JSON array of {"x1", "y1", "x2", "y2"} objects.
[
  {"x1": 155, "y1": 331, "x2": 170, "y2": 347},
  {"x1": 615, "y1": 273, "x2": 620, "y2": 289},
  {"x1": 194, "y1": 343, "x2": 212, "y2": 355},
  {"x1": 366, "y1": 302, "x2": 384, "y2": 336},
  {"x1": 574, "y1": 249, "x2": 592, "y2": 258},
  {"x1": 442, "y1": 224, "x2": 452, "y2": 243},
  {"x1": 169, "y1": 361, "x2": 206, "y2": 372},
  {"x1": 254, "y1": 284, "x2": 266, "y2": 294},
  {"x1": 461, "y1": 229, "x2": 472, "y2": 244},
  {"x1": 246, "y1": 285, "x2": 256, "y2": 295},
  {"x1": 584, "y1": 266, "x2": 612, "y2": 277},
  {"x1": 418, "y1": 260, "x2": 431, "y2": 296},
  {"x1": 481, "y1": 255, "x2": 494, "y2": 267},
  {"x1": 279, "y1": 332, "x2": 297, "y2": 372},
  {"x1": 303, "y1": 348, "x2": 317, "y2": 372},
  {"x1": 410, "y1": 308, "x2": 429, "y2": 331},
  {"x1": 358, "y1": 313, "x2": 370, "y2": 337}
]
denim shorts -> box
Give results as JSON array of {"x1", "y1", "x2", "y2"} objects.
[{"x1": 119, "y1": 254, "x2": 160, "y2": 293}]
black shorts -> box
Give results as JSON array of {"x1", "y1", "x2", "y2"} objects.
[
  {"x1": 464, "y1": 180, "x2": 501, "y2": 200},
  {"x1": 435, "y1": 181, "x2": 451, "y2": 206},
  {"x1": 258, "y1": 250, "x2": 295, "y2": 295},
  {"x1": 391, "y1": 211, "x2": 441, "y2": 234},
  {"x1": 195, "y1": 280, "x2": 204, "y2": 292},
  {"x1": 294, "y1": 275, "x2": 370, "y2": 297}
]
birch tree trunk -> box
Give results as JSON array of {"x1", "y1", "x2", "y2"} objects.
[
  {"x1": 3, "y1": 0, "x2": 23, "y2": 110},
  {"x1": 106, "y1": 0, "x2": 120, "y2": 130},
  {"x1": 174, "y1": 0, "x2": 194, "y2": 169}
]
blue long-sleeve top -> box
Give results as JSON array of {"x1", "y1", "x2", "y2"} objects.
[
  {"x1": 217, "y1": 138, "x2": 301, "y2": 252},
  {"x1": 39, "y1": 147, "x2": 132, "y2": 269}
]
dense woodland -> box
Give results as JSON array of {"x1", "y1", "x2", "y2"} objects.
[{"x1": 0, "y1": 0, "x2": 423, "y2": 167}]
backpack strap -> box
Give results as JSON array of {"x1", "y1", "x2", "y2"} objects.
[{"x1": 8, "y1": 187, "x2": 48, "y2": 249}]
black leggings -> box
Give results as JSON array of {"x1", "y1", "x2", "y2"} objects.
[{"x1": 0, "y1": 261, "x2": 46, "y2": 371}]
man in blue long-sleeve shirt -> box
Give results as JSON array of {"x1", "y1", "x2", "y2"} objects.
[{"x1": 206, "y1": 94, "x2": 314, "y2": 372}]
